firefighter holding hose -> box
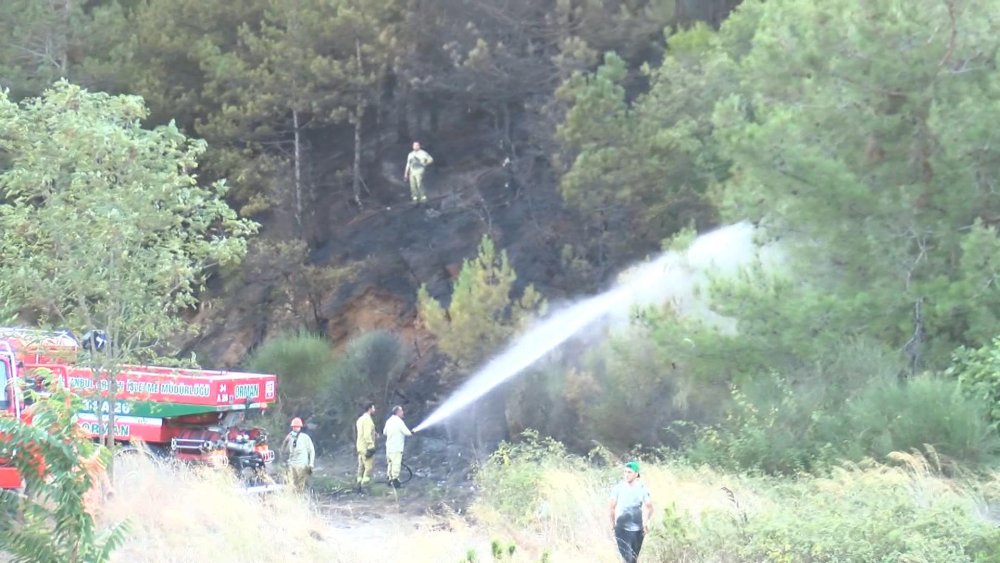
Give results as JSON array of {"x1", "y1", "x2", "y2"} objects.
[
  {"x1": 282, "y1": 417, "x2": 315, "y2": 492},
  {"x1": 383, "y1": 405, "x2": 416, "y2": 488}
]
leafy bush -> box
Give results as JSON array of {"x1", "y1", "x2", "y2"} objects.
[
  {"x1": 418, "y1": 235, "x2": 544, "y2": 380},
  {"x1": 844, "y1": 376, "x2": 1000, "y2": 467},
  {"x1": 245, "y1": 331, "x2": 335, "y2": 407},
  {"x1": 949, "y1": 336, "x2": 1000, "y2": 426},
  {"x1": 474, "y1": 430, "x2": 588, "y2": 526},
  {"x1": 246, "y1": 330, "x2": 410, "y2": 446},
  {"x1": 245, "y1": 331, "x2": 335, "y2": 443},
  {"x1": 716, "y1": 462, "x2": 1000, "y2": 563},
  {"x1": 0, "y1": 374, "x2": 128, "y2": 563},
  {"x1": 323, "y1": 330, "x2": 410, "y2": 443},
  {"x1": 688, "y1": 370, "x2": 1000, "y2": 474}
]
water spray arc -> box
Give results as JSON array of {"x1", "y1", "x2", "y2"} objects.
[
  {"x1": 413, "y1": 286, "x2": 633, "y2": 432},
  {"x1": 413, "y1": 223, "x2": 759, "y2": 432}
]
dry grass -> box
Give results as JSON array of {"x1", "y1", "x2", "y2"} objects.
[
  {"x1": 468, "y1": 463, "x2": 749, "y2": 562},
  {"x1": 100, "y1": 457, "x2": 353, "y2": 563},
  {"x1": 81, "y1": 451, "x2": 1000, "y2": 563},
  {"x1": 468, "y1": 452, "x2": 1000, "y2": 563},
  {"x1": 96, "y1": 456, "x2": 507, "y2": 563}
]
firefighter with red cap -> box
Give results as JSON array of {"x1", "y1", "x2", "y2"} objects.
[{"x1": 281, "y1": 416, "x2": 315, "y2": 492}]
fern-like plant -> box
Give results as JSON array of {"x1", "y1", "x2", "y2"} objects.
[{"x1": 0, "y1": 371, "x2": 129, "y2": 562}]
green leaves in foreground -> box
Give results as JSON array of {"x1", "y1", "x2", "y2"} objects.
[{"x1": 0, "y1": 373, "x2": 128, "y2": 563}]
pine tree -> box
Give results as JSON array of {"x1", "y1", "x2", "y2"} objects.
[
  {"x1": 712, "y1": 0, "x2": 1000, "y2": 367},
  {"x1": 556, "y1": 25, "x2": 728, "y2": 257},
  {"x1": 418, "y1": 236, "x2": 544, "y2": 378}
]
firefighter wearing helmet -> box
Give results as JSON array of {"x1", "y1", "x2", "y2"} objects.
[{"x1": 281, "y1": 417, "x2": 315, "y2": 491}]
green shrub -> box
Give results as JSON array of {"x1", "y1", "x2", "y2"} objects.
[
  {"x1": 688, "y1": 371, "x2": 1000, "y2": 474},
  {"x1": 717, "y1": 463, "x2": 1000, "y2": 563},
  {"x1": 844, "y1": 375, "x2": 1000, "y2": 467},
  {"x1": 948, "y1": 336, "x2": 1000, "y2": 426},
  {"x1": 0, "y1": 373, "x2": 128, "y2": 562},
  {"x1": 245, "y1": 331, "x2": 335, "y2": 442},
  {"x1": 417, "y1": 235, "x2": 544, "y2": 380},
  {"x1": 686, "y1": 371, "x2": 837, "y2": 474},
  {"x1": 474, "y1": 430, "x2": 586, "y2": 526},
  {"x1": 323, "y1": 330, "x2": 410, "y2": 443},
  {"x1": 247, "y1": 330, "x2": 410, "y2": 447},
  {"x1": 245, "y1": 331, "x2": 334, "y2": 408}
]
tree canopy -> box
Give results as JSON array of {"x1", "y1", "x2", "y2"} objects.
[
  {"x1": 5, "y1": 0, "x2": 1000, "y2": 473},
  {"x1": 0, "y1": 82, "x2": 256, "y2": 359}
]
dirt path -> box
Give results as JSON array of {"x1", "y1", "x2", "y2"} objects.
[
  {"x1": 307, "y1": 439, "x2": 479, "y2": 527},
  {"x1": 302, "y1": 444, "x2": 499, "y2": 561}
]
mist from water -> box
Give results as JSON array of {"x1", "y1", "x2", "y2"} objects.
[{"x1": 413, "y1": 222, "x2": 763, "y2": 432}]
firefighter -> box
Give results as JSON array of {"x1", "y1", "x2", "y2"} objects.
[
  {"x1": 282, "y1": 417, "x2": 314, "y2": 492},
  {"x1": 403, "y1": 141, "x2": 434, "y2": 202},
  {"x1": 382, "y1": 405, "x2": 415, "y2": 488},
  {"x1": 355, "y1": 402, "x2": 377, "y2": 491}
]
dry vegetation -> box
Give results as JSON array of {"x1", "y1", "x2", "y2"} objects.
[
  {"x1": 98, "y1": 456, "x2": 502, "y2": 563},
  {"x1": 89, "y1": 448, "x2": 1000, "y2": 563},
  {"x1": 101, "y1": 457, "x2": 353, "y2": 563},
  {"x1": 470, "y1": 441, "x2": 1000, "y2": 563}
]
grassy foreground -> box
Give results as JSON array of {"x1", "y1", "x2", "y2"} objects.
[
  {"x1": 95, "y1": 448, "x2": 1000, "y2": 563},
  {"x1": 471, "y1": 439, "x2": 1000, "y2": 562},
  {"x1": 98, "y1": 456, "x2": 496, "y2": 563}
]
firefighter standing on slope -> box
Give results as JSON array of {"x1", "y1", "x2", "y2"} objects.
[
  {"x1": 403, "y1": 141, "x2": 433, "y2": 203},
  {"x1": 355, "y1": 402, "x2": 377, "y2": 491},
  {"x1": 282, "y1": 417, "x2": 315, "y2": 492}
]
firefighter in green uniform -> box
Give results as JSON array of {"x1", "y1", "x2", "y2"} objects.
[
  {"x1": 403, "y1": 141, "x2": 434, "y2": 202},
  {"x1": 355, "y1": 402, "x2": 377, "y2": 490}
]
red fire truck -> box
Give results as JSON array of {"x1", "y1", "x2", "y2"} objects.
[{"x1": 0, "y1": 328, "x2": 278, "y2": 489}]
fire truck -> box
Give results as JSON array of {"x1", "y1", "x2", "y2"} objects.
[{"x1": 0, "y1": 328, "x2": 278, "y2": 490}]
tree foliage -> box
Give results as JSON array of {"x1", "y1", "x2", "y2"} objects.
[
  {"x1": 558, "y1": 0, "x2": 1000, "y2": 372},
  {"x1": 245, "y1": 331, "x2": 335, "y2": 407},
  {"x1": 8, "y1": 0, "x2": 1000, "y2": 471},
  {"x1": 195, "y1": 0, "x2": 403, "y2": 216},
  {"x1": 418, "y1": 236, "x2": 544, "y2": 376},
  {"x1": 0, "y1": 82, "x2": 256, "y2": 444},
  {"x1": 0, "y1": 373, "x2": 128, "y2": 563},
  {"x1": 948, "y1": 336, "x2": 1000, "y2": 427},
  {"x1": 323, "y1": 330, "x2": 410, "y2": 443},
  {"x1": 246, "y1": 330, "x2": 410, "y2": 446},
  {"x1": 536, "y1": 0, "x2": 1000, "y2": 464},
  {"x1": 709, "y1": 0, "x2": 1000, "y2": 368},
  {"x1": 556, "y1": 26, "x2": 726, "y2": 256},
  {"x1": 0, "y1": 0, "x2": 85, "y2": 100},
  {"x1": 0, "y1": 82, "x2": 256, "y2": 358}
]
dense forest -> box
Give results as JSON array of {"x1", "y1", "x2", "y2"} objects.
[
  {"x1": 5, "y1": 0, "x2": 1000, "y2": 474},
  {"x1": 10, "y1": 1, "x2": 1000, "y2": 561}
]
